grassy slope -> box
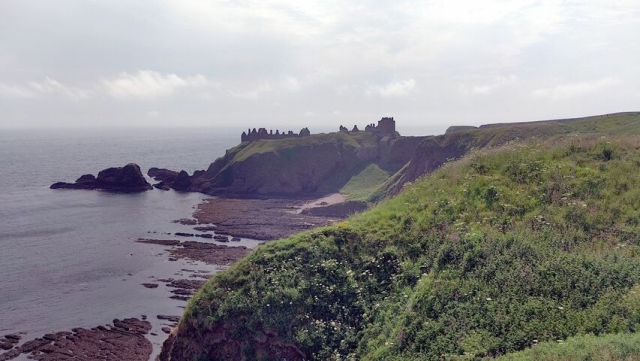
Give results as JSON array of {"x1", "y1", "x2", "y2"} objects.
[
  {"x1": 181, "y1": 135, "x2": 639, "y2": 360},
  {"x1": 372, "y1": 113, "x2": 640, "y2": 202},
  {"x1": 495, "y1": 332, "x2": 640, "y2": 361},
  {"x1": 340, "y1": 163, "x2": 391, "y2": 201}
]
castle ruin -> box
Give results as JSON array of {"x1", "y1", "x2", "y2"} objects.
[
  {"x1": 241, "y1": 127, "x2": 311, "y2": 142},
  {"x1": 342, "y1": 117, "x2": 396, "y2": 137},
  {"x1": 240, "y1": 117, "x2": 396, "y2": 143}
]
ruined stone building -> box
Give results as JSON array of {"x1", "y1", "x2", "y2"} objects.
[
  {"x1": 241, "y1": 116, "x2": 396, "y2": 143},
  {"x1": 241, "y1": 127, "x2": 311, "y2": 142},
  {"x1": 341, "y1": 117, "x2": 396, "y2": 137}
]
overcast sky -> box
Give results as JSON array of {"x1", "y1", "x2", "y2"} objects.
[{"x1": 1, "y1": 0, "x2": 639, "y2": 133}]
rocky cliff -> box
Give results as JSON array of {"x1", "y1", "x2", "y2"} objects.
[
  {"x1": 185, "y1": 132, "x2": 424, "y2": 196},
  {"x1": 147, "y1": 112, "x2": 639, "y2": 200},
  {"x1": 378, "y1": 112, "x2": 640, "y2": 199}
]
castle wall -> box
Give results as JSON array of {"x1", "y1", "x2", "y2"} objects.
[
  {"x1": 241, "y1": 127, "x2": 311, "y2": 143},
  {"x1": 377, "y1": 117, "x2": 395, "y2": 135}
]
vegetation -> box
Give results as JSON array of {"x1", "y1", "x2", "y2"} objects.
[
  {"x1": 496, "y1": 333, "x2": 640, "y2": 361},
  {"x1": 340, "y1": 163, "x2": 391, "y2": 201},
  {"x1": 373, "y1": 112, "x2": 640, "y2": 201},
  {"x1": 178, "y1": 134, "x2": 639, "y2": 360}
]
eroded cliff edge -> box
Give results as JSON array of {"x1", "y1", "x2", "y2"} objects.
[{"x1": 182, "y1": 131, "x2": 425, "y2": 197}]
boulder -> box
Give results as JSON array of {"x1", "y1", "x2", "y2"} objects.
[
  {"x1": 147, "y1": 167, "x2": 178, "y2": 183},
  {"x1": 153, "y1": 182, "x2": 172, "y2": 191}
]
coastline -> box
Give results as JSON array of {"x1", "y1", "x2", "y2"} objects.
[{"x1": 0, "y1": 190, "x2": 347, "y2": 361}]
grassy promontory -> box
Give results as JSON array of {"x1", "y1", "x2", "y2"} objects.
[
  {"x1": 189, "y1": 131, "x2": 420, "y2": 197},
  {"x1": 162, "y1": 135, "x2": 639, "y2": 360}
]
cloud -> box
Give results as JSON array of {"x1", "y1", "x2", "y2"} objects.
[
  {"x1": 366, "y1": 79, "x2": 416, "y2": 97},
  {"x1": 0, "y1": 83, "x2": 36, "y2": 99},
  {"x1": 29, "y1": 77, "x2": 93, "y2": 101},
  {"x1": 229, "y1": 76, "x2": 302, "y2": 99},
  {"x1": 282, "y1": 76, "x2": 301, "y2": 92},
  {"x1": 2, "y1": 1, "x2": 640, "y2": 128},
  {"x1": 229, "y1": 82, "x2": 273, "y2": 100},
  {"x1": 102, "y1": 70, "x2": 207, "y2": 100},
  {"x1": 0, "y1": 77, "x2": 92, "y2": 101},
  {"x1": 532, "y1": 77, "x2": 620, "y2": 100},
  {"x1": 459, "y1": 75, "x2": 518, "y2": 95}
]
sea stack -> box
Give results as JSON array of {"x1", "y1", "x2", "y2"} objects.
[{"x1": 51, "y1": 163, "x2": 153, "y2": 193}]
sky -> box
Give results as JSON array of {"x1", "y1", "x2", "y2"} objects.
[{"x1": 1, "y1": 0, "x2": 639, "y2": 133}]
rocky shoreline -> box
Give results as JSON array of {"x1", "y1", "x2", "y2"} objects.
[
  {"x1": 191, "y1": 196, "x2": 346, "y2": 241},
  {"x1": 0, "y1": 318, "x2": 152, "y2": 361},
  {"x1": 137, "y1": 238, "x2": 250, "y2": 266},
  {"x1": 11, "y1": 160, "x2": 353, "y2": 361}
]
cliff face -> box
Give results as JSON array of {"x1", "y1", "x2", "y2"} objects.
[
  {"x1": 197, "y1": 140, "x2": 358, "y2": 194},
  {"x1": 188, "y1": 132, "x2": 424, "y2": 196},
  {"x1": 154, "y1": 112, "x2": 640, "y2": 199},
  {"x1": 382, "y1": 112, "x2": 640, "y2": 197}
]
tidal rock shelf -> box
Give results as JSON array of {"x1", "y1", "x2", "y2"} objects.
[
  {"x1": 0, "y1": 318, "x2": 152, "y2": 361},
  {"x1": 136, "y1": 238, "x2": 249, "y2": 266}
]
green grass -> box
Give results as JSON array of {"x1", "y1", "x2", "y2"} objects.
[
  {"x1": 230, "y1": 132, "x2": 363, "y2": 164},
  {"x1": 495, "y1": 332, "x2": 640, "y2": 361},
  {"x1": 231, "y1": 131, "x2": 379, "y2": 164},
  {"x1": 178, "y1": 135, "x2": 639, "y2": 360},
  {"x1": 371, "y1": 112, "x2": 640, "y2": 202},
  {"x1": 340, "y1": 163, "x2": 391, "y2": 201}
]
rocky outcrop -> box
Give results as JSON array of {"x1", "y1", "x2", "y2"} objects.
[
  {"x1": 148, "y1": 167, "x2": 178, "y2": 183},
  {"x1": 159, "y1": 322, "x2": 305, "y2": 361},
  {"x1": 148, "y1": 168, "x2": 193, "y2": 191},
  {"x1": 50, "y1": 163, "x2": 152, "y2": 192},
  {"x1": 379, "y1": 136, "x2": 427, "y2": 172},
  {"x1": 171, "y1": 171, "x2": 192, "y2": 191},
  {"x1": 190, "y1": 132, "x2": 366, "y2": 196},
  {"x1": 0, "y1": 318, "x2": 152, "y2": 361}
]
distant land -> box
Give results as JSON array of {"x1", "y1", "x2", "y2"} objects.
[{"x1": 151, "y1": 112, "x2": 640, "y2": 202}]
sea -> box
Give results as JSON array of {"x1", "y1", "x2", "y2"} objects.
[{"x1": 0, "y1": 128, "x2": 253, "y2": 359}]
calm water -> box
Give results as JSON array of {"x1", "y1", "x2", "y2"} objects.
[{"x1": 0, "y1": 128, "x2": 246, "y2": 358}]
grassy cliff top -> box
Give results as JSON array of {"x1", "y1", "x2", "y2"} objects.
[
  {"x1": 178, "y1": 134, "x2": 639, "y2": 360},
  {"x1": 229, "y1": 131, "x2": 377, "y2": 164},
  {"x1": 433, "y1": 113, "x2": 640, "y2": 153}
]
